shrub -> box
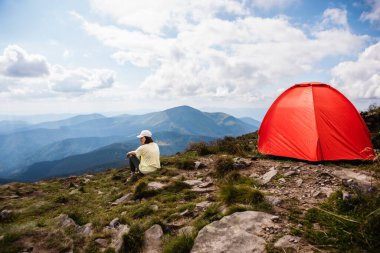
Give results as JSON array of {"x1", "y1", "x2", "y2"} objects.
[
  {"x1": 187, "y1": 141, "x2": 215, "y2": 156},
  {"x1": 54, "y1": 194, "x2": 69, "y2": 204},
  {"x1": 163, "y1": 233, "x2": 196, "y2": 253},
  {"x1": 215, "y1": 157, "x2": 234, "y2": 177},
  {"x1": 122, "y1": 224, "x2": 144, "y2": 253},
  {"x1": 68, "y1": 211, "x2": 88, "y2": 226},
  {"x1": 219, "y1": 184, "x2": 264, "y2": 205},
  {"x1": 175, "y1": 157, "x2": 196, "y2": 170},
  {"x1": 133, "y1": 181, "x2": 159, "y2": 200},
  {"x1": 130, "y1": 204, "x2": 154, "y2": 219},
  {"x1": 164, "y1": 181, "x2": 191, "y2": 193}
]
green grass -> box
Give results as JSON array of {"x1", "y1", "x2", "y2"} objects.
[
  {"x1": 219, "y1": 184, "x2": 264, "y2": 205},
  {"x1": 300, "y1": 189, "x2": 380, "y2": 252},
  {"x1": 162, "y1": 233, "x2": 196, "y2": 253}
]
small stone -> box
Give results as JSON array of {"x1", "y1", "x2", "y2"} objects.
[
  {"x1": 271, "y1": 216, "x2": 280, "y2": 222},
  {"x1": 95, "y1": 238, "x2": 108, "y2": 248},
  {"x1": 0, "y1": 209, "x2": 13, "y2": 221},
  {"x1": 274, "y1": 235, "x2": 301, "y2": 250},
  {"x1": 278, "y1": 178, "x2": 286, "y2": 184},
  {"x1": 109, "y1": 218, "x2": 120, "y2": 228},
  {"x1": 151, "y1": 205, "x2": 159, "y2": 211},
  {"x1": 195, "y1": 201, "x2": 212, "y2": 211},
  {"x1": 342, "y1": 191, "x2": 351, "y2": 200},
  {"x1": 180, "y1": 209, "x2": 190, "y2": 216},
  {"x1": 194, "y1": 161, "x2": 207, "y2": 169}
]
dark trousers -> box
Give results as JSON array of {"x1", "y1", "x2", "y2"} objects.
[{"x1": 129, "y1": 155, "x2": 140, "y2": 173}]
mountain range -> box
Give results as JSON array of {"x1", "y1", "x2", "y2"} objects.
[{"x1": 0, "y1": 105, "x2": 260, "y2": 182}]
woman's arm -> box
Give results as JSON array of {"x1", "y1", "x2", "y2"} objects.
[{"x1": 127, "y1": 151, "x2": 137, "y2": 157}]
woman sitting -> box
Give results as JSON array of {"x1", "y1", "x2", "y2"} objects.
[{"x1": 126, "y1": 130, "x2": 161, "y2": 175}]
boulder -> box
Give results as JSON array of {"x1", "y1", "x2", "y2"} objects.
[
  {"x1": 142, "y1": 224, "x2": 163, "y2": 253},
  {"x1": 191, "y1": 211, "x2": 276, "y2": 253}
]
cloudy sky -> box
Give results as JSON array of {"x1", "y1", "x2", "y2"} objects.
[{"x1": 0, "y1": 0, "x2": 379, "y2": 117}]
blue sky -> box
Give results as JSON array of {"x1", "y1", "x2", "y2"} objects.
[{"x1": 0, "y1": 0, "x2": 379, "y2": 117}]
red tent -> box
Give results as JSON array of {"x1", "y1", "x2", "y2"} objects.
[{"x1": 258, "y1": 82, "x2": 375, "y2": 161}]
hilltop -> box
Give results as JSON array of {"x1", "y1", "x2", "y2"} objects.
[{"x1": 0, "y1": 131, "x2": 379, "y2": 253}]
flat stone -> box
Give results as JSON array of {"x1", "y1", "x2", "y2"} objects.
[
  {"x1": 191, "y1": 186, "x2": 216, "y2": 193},
  {"x1": 112, "y1": 193, "x2": 133, "y2": 205},
  {"x1": 183, "y1": 180, "x2": 203, "y2": 186},
  {"x1": 261, "y1": 167, "x2": 278, "y2": 185},
  {"x1": 198, "y1": 182, "x2": 213, "y2": 188},
  {"x1": 147, "y1": 182, "x2": 166, "y2": 190},
  {"x1": 191, "y1": 211, "x2": 275, "y2": 253},
  {"x1": 284, "y1": 171, "x2": 298, "y2": 177},
  {"x1": 332, "y1": 170, "x2": 375, "y2": 189}
]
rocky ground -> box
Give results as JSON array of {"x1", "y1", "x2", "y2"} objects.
[{"x1": 0, "y1": 152, "x2": 378, "y2": 253}]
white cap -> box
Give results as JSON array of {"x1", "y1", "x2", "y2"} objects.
[{"x1": 136, "y1": 130, "x2": 152, "y2": 138}]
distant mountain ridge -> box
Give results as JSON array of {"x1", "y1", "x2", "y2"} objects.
[{"x1": 0, "y1": 105, "x2": 259, "y2": 180}]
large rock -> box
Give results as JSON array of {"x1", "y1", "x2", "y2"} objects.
[
  {"x1": 142, "y1": 224, "x2": 163, "y2": 253},
  {"x1": 191, "y1": 211, "x2": 276, "y2": 253}
]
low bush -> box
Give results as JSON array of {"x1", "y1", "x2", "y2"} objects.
[
  {"x1": 219, "y1": 184, "x2": 264, "y2": 205},
  {"x1": 163, "y1": 233, "x2": 196, "y2": 253},
  {"x1": 133, "y1": 181, "x2": 159, "y2": 200},
  {"x1": 122, "y1": 223, "x2": 145, "y2": 252},
  {"x1": 215, "y1": 157, "x2": 234, "y2": 177}
]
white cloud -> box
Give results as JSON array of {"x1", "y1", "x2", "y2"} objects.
[
  {"x1": 321, "y1": 8, "x2": 349, "y2": 30},
  {"x1": 51, "y1": 66, "x2": 115, "y2": 94},
  {"x1": 331, "y1": 41, "x2": 380, "y2": 99},
  {"x1": 75, "y1": 5, "x2": 369, "y2": 101},
  {"x1": 0, "y1": 44, "x2": 50, "y2": 77},
  {"x1": 360, "y1": 0, "x2": 380, "y2": 24},
  {"x1": 89, "y1": 0, "x2": 247, "y2": 35},
  {"x1": 249, "y1": 0, "x2": 298, "y2": 10},
  {"x1": 0, "y1": 45, "x2": 116, "y2": 98}
]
